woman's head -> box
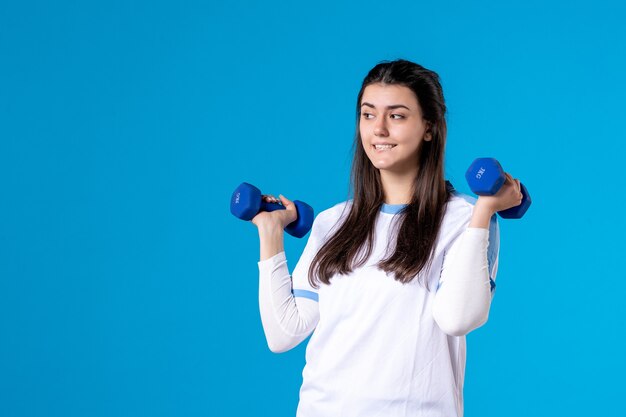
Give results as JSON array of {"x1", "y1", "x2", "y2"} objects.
[
  {"x1": 354, "y1": 59, "x2": 448, "y2": 193},
  {"x1": 308, "y1": 59, "x2": 451, "y2": 288},
  {"x1": 359, "y1": 83, "x2": 432, "y2": 175}
]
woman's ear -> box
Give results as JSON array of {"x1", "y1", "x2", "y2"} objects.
[{"x1": 424, "y1": 122, "x2": 433, "y2": 141}]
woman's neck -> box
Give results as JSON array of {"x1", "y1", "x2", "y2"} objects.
[{"x1": 379, "y1": 168, "x2": 417, "y2": 205}]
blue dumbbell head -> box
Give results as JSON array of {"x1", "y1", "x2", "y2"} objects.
[
  {"x1": 230, "y1": 182, "x2": 262, "y2": 221},
  {"x1": 286, "y1": 201, "x2": 315, "y2": 238},
  {"x1": 465, "y1": 158, "x2": 506, "y2": 195}
]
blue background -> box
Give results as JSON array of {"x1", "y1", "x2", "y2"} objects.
[{"x1": 1, "y1": 0, "x2": 625, "y2": 416}]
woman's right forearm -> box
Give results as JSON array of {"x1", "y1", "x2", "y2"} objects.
[
  {"x1": 258, "y1": 223, "x2": 285, "y2": 261},
  {"x1": 258, "y1": 252, "x2": 320, "y2": 353}
]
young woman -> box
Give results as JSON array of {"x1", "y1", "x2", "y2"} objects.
[{"x1": 252, "y1": 59, "x2": 522, "y2": 417}]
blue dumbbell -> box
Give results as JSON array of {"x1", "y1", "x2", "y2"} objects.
[
  {"x1": 230, "y1": 182, "x2": 314, "y2": 238},
  {"x1": 465, "y1": 158, "x2": 531, "y2": 219}
]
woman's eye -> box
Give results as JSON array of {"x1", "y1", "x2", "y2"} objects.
[
  {"x1": 362, "y1": 113, "x2": 374, "y2": 119},
  {"x1": 390, "y1": 114, "x2": 405, "y2": 119}
]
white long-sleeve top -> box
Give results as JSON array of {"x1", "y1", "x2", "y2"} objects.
[{"x1": 257, "y1": 193, "x2": 500, "y2": 417}]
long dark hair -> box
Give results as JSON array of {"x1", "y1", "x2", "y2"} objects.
[{"x1": 308, "y1": 59, "x2": 450, "y2": 289}]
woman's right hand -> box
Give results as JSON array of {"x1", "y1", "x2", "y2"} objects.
[{"x1": 251, "y1": 194, "x2": 299, "y2": 232}]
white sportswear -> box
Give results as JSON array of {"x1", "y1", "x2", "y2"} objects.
[{"x1": 257, "y1": 190, "x2": 499, "y2": 417}]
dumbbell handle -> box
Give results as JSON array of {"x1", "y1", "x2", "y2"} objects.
[{"x1": 260, "y1": 200, "x2": 288, "y2": 213}]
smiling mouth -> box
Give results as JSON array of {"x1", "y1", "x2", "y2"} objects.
[{"x1": 373, "y1": 144, "x2": 397, "y2": 150}]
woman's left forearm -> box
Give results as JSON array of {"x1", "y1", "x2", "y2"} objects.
[{"x1": 432, "y1": 229, "x2": 493, "y2": 336}]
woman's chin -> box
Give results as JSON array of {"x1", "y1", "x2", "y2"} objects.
[
  {"x1": 368, "y1": 157, "x2": 394, "y2": 170},
  {"x1": 373, "y1": 161, "x2": 401, "y2": 172},
  {"x1": 369, "y1": 159, "x2": 415, "y2": 174}
]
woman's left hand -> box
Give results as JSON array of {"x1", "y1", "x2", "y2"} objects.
[{"x1": 475, "y1": 172, "x2": 523, "y2": 214}]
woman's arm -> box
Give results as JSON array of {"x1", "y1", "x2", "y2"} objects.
[
  {"x1": 253, "y1": 195, "x2": 320, "y2": 353},
  {"x1": 432, "y1": 203, "x2": 496, "y2": 336},
  {"x1": 433, "y1": 173, "x2": 520, "y2": 336},
  {"x1": 258, "y1": 250, "x2": 320, "y2": 353}
]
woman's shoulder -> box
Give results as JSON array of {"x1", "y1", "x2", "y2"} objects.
[
  {"x1": 309, "y1": 200, "x2": 352, "y2": 237},
  {"x1": 443, "y1": 189, "x2": 477, "y2": 228},
  {"x1": 443, "y1": 180, "x2": 476, "y2": 218},
  {"x1": 443, "y1": 187, "x2": 498, "y2": 238},
  {"x1": 447, "y1": 189, "x2": 477, "y2": 211},
  {"x1": 315, "y1": 200, "x2": 352, "y2": 224}
]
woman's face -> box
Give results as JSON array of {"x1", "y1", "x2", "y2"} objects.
[{"x1": 359, "y1": 83, "x2": 431, "y2": 174}]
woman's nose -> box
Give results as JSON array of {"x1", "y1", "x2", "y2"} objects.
[{"x1": 374, "y1": 118, "x2": 388, "y2": 136}]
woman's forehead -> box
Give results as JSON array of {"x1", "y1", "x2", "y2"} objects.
[{"x1": 361, "y1": 83, "x2": 419, "y2": 108}]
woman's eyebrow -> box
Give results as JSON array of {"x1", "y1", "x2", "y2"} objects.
[{"x1": 361, "y1": 102, "x2": 411, "y2": 110}]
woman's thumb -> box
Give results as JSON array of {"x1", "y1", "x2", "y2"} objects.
[{"x1": 279, "y1": 194, "x2": 292, "y2": 205}]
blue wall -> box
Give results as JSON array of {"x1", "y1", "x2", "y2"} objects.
[{"x1": 1, "y1": 0, "x2": 625, "y2": 415}]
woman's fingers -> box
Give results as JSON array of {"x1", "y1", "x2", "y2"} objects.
[
  {"x1": 262, "y1": 194, "x2": 280, "y2": 204},
  {"x1": 504, "y1": 173, "x2": 522, "y2": 194},
  {"x1": 262, "y1": 194, "x2": 294, "y2": 207},
  {"x1": 261, "y1": 193, "x2": 298, "y2": 204},
  {"x1": 260, "y1": 194, "x2": 297, "y2": 220},
  {"x1": 279, "y1": 195, "x2": 298, "y2": 221}
]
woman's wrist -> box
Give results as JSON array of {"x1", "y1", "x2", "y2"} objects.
[
  {"x1": 469, "y1": 199, "x2": 496, "y2": 229},
  {"x1": 257, "y1": 219, "x2": 284, "y2": 234},
  {"x1": 258, "y1": 223, "x2": 285, "y2": 261}
]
